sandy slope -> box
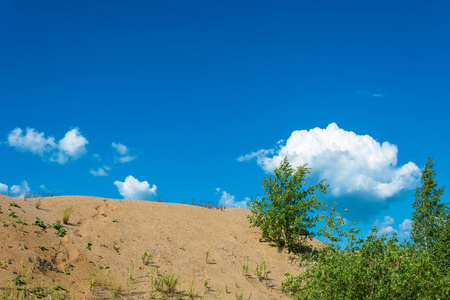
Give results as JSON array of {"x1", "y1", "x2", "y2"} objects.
[{"x1": 0, "y1": 194, "x2": 322, "y2": 299}]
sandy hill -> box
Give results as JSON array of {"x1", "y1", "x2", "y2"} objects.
[{"x1": 0, "y1": 194, "x2": 323, "y2": 299}]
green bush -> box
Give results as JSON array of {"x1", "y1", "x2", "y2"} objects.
[{"x1": 282, "y1": 228, "x2": 450, "y2": 300}]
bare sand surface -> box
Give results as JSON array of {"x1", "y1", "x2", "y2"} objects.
[{"x1": 0, "y1": 194, "x2": 323, "y2": 299}]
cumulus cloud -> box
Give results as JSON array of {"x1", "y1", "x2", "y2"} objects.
[
  {"x1": 218, "y1": 190, "x2": 248, "y2": 208},
  {"x1": 238, "y1": 123, "x2": 420, "y2": 207},
  {"x1": 112, "y1": 142, "x2": 136, "y2": 163},
  {"x1": 7, "y1": 127, "x2": 88, "y2": 165},
  {"x1": 0, "y1": 181, "x2": 30, "y2": 198},
  {"x1": 114, "y1": 175, "x2": 157, "y2": 200},
  {"x1": 90, "y1": 166, "x2": 110, "y2": 177}
]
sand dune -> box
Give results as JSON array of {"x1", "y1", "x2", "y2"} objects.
[{"x1": 0, "y1": 194, "x2": 322, "y2": 299}]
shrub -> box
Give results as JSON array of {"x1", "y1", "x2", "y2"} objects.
[{"x1": 282, "y1": 227, "x2": 450, "y2": 300}]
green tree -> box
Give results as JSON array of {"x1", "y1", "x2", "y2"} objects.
[
  {"x1": 411, "y1": 156, "x2": 447, "y2": 252},
  {"x1": 247, "y1": 157, "x2": 328, "y2": 253}
]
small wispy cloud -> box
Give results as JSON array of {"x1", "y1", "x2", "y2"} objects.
[
  {"x1": 356, "y1": 90, "x2": 386, "y2": 98},
  {"x1": 112, "y1": 142, "x2": 136, "y2": 163},
  {"x1": 89, "y1": 165, "x2": 111, "y2": 177},
  {"x1": 7, "y1": 127, "x2": 88, "y2": 165}
]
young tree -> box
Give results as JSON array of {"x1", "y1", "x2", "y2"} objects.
[
  {"x1": 411, "y1": 156, "x2": 447, "y2": 252},
  {"x1": 247, "y1": 157, "x2": 328, "y2": 253}
]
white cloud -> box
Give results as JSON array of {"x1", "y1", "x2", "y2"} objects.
[
  {"x1": 112, "y1": 142, "x2": 136, "y2": 163},
  {"x1": 0, "y1": 181, "x2": 30, "y2": 198},
  {"x1": 117, "y1": 155, "x2": 136, "y2": 163},
  {"x1": 112, "y1": 142, "x2": 128, "y2": 156},
  {"x1": 373, "y1": 217, "x2": 413, "y2": 238},
  {"x1": 398, "y1": 219, "x2": 413, "y2": 238},
  {"x1": 0, "y1": 183, "x2": 8, "y2": 194},
  {"x1": 90, "y1": 166, "x2": 110, "y2": 177},
  {"x1": 114, "y1": 175, "x2": 157, "y2": 200},
  {"x1": 7, "y1": 127, "x2": 88, "y2": 165},
  {"x1": 375, "y1": 215, "x2": 396, "y2": 236},
  {"x1": 218, "y1": 190, "x2": 248, "y2": 208},
  {"x1": 7, "y1": 128, "x2": 57, "y2": 155},
  {"x1": 93, "y1": 154, "x2": 101, "y2": 161},
  {"x1": 238, "y1": 123, "x2": 420, "y2": 202},
  {"x1": 399, "y1": 219, "x2": 412, "y2": 231}
]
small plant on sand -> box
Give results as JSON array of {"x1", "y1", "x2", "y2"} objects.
[
  {"x1": 256, "y1": 259, "x2": 268, "y2": 281},
  {"x1": 112, "y1": 284, "x2": 122, "y2": 299},
  {"x1": 113, "y1": 241, "x2": 120, "y2": 254},
  {"x1": 7, "y1": 210, "x2": 16, "y2": 218},
  {"x1": 13, "y1": 275, "x2": 25, "y2": 286},
  {"x1": 151, "y1": 269, "x2": 164, "y2": 292},
  {"x1": 35, "y1": 199, "x2": 42, "y2": 209},
  {"x1": 142, "y1": 250, "x2": 152, "y2": 265},
  {"x1": 188, "y1": 275, "x2": 197, "y2": 298},
  {"x1": 87, "y1": 243, "x2": 92, "y2": 250},
  {"x1": 235, "y1": 292, "x2": 245, "y2": 300},
  {"x1": 204, "y1": 278, "x2": 209, "y2": 294},
  {"x1": 9, "y1": 202, "x2": 20, "y2": 208},
  {"x1": 49, "y1": 222, "x2": 66, "y2": 236},
  {"x1": 57, "y1": 207, "x2": 73, "y2": 224},
  {"x1": 127, "y1": 260, "x2": 136, "y2": 291},
  {"x1": 34, "y1": 217, "x2": 47, "y2": 230},
  {"x1": 242, "y1": 260, "x2": 249, "y2": 276},
  {"x1": 162, "y1": 273, "x2": 180, "y2": 294},
  {"x1": 205, "y1": 249, "x2": 210, "y2": 264}
]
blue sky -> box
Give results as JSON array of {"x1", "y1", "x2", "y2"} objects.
[{"x1": 1, "y1": 0, "x2": 449, "y2": 242}]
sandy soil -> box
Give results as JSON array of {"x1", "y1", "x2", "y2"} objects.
[{"x1": 0, "y1": 194, "x2": 322, "y2": 299}]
